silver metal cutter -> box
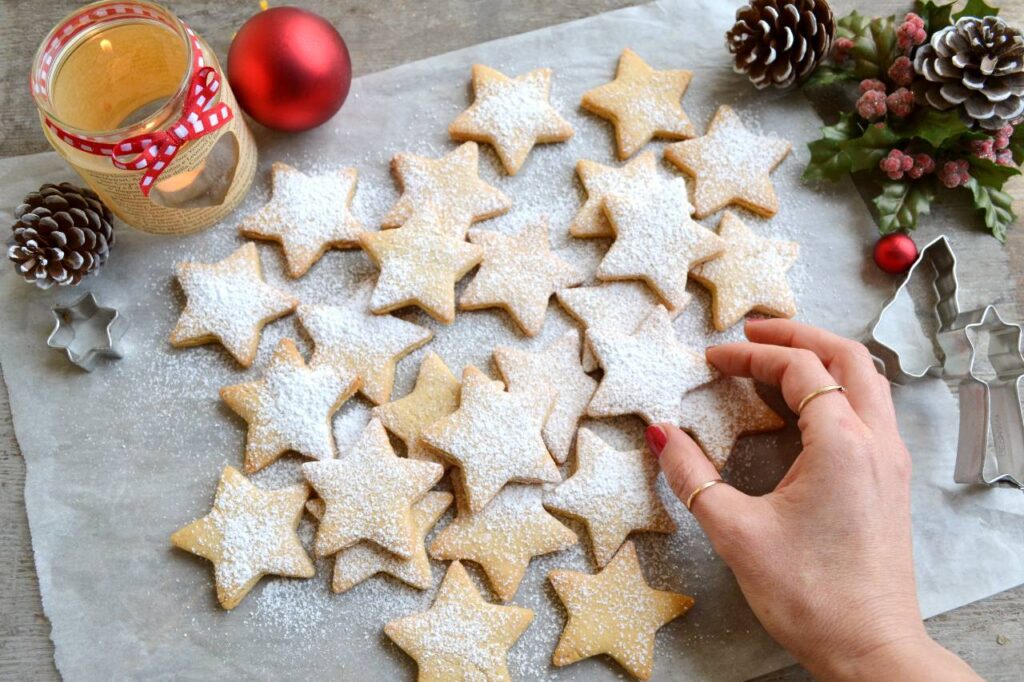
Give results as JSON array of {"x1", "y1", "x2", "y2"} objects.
[{"x1": 46, "y1": 292, "x2": 127, "y2": 371}]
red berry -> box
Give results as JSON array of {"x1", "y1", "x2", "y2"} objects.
[
  {"x1": 970, "y1": 139, "x2": 996, "y2": 161},
  {"x1": 859, "y1": 78, "x2": 887, "y2": 94},
  {"x1": 939, "y1": 159, "x2": 971, "y2": 188},
  {"x1": 996, "y1": 149, "x2": 1014, "y2": 166},
  {"x1": 833, "y1": 37, "x2": 854, "y2": 63},
  {"x1": 886, "y1": 88, "x2": 914, "y2": 118},
  {"x1": 856, "y1": 90, "x2": 887, "y2": 120},
  {"x1": 887, "y1": 56, "x2": 915, "y2": 88}
]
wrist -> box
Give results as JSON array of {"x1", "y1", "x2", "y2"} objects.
[{"x1": 811, "y1": 632, "x2": 979, "y2": 682}]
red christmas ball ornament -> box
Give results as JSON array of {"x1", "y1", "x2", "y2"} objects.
[
  {"x1": 873, "y1": 233, "x2": 918, "y2": 274},
  {"x1": 227, "y1": 7, "x2": 351, "y2": 132}
]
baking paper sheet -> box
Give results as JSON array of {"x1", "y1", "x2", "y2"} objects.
[{"x1": 2, "y1": 1, "x2": 1022, "y2": 679}]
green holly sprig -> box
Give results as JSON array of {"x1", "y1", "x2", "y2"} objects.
[{"x1": 802, "y1": 0, "x2": 1019, "y2": 242}]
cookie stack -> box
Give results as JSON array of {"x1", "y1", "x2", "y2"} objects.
[{"x1": 169, "y1": 48, "x2": 801, "y2": 680}]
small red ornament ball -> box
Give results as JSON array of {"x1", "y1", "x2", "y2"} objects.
[
  {"x1": 873, "y1": 233, "x2": 918, "y2": 274},
  {"x1": 227, "y1": 7, "x2": 351, "y2": 132}
]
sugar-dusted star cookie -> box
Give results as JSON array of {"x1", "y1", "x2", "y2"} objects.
[
  {"x1": 581, "y1": 48, "x2": 696, "y2": 160},
  {"x1": 170, "y1": 242, "x2": 297, "y2": 367},
  {"x1": 545, "y1": 428, "x2": 675, "y2": 567},
  {"x1": 494, "y1": 330, "x2": 597, "y2": 464},
  {"x1": 360, "y1": 206, "x2": 482, "y2": 323},
  {"x1": 430, "y1": 484, "x2": 576, "y2": 602},
  {"x1": 678, "y1": 376, "x2": 785, "y2": 470},
  {"x1": 690, "y1": 211, "x2": 799, "y2": 331},
  {"x1": 382, "y1": 142, "x2": 511, "y2": 236},
  {"x1": 298, "y1": 290, "x2": 432, "y2": 405},
  {"x1": 302, "y1": 418, "x2": 443, "y2": 558},
  {"x1": 421, "y1": 365, "x2": 560, "y2": 513},
  {"x1": 220, "y1": 339, "x2": 361, "y2": 474},
  {"x1": 460, "y1": 222, "x2": 584, "y2": 336},
  {"x1": 373, "y1": 352, "x2": 461, "y2": 467},
  {"x1": 598, "y1": 175, "x2": 723, "y2": 311},
  {"x1": 385, "y1": 560, "x2": 534, "y2": 681},
  {"x1": 307, "y1": 491, "x2": 452, "y2": 592},
  {"x1": 170, "y1": 466, "x2": 314, "y2": 610},
  {"x1": 450, "y1": 64, "x2": 574, "y2": 175},
  {"x1": 549, "y1": 541, "x2": 694, "y2": 679},
  {"x1": 239, "y1": 162, "x2": 365, "y2": 278},
  {"x1": 664, "y1": 105, "x2": 791, "y2": 218},
  {"x1": 557, "y1": 281, "x2": 687, "y2": 373},
  {"x1": 570, "y1": 152, "x2": 661, "y2": 239},
  {"x1": 588, "y1": 305, "x2": 715, "y2": 425}
]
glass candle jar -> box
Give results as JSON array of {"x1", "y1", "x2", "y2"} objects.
[{"x1": 31, "y1": 0, "x2": 257, "y2": 235}]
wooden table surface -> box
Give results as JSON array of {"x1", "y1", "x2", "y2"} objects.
[{"x1": 1, "y1": 1, "x2": 1022, "y2": 680}]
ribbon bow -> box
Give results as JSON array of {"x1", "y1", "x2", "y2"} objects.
[{"x1": 45, "y1": 66, "x2": 233, "y2": 197}]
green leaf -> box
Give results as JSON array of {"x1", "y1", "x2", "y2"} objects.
[
  {"x1": 841, "y1": 124, "x2": 900, "y2": 172},
  {"x1": 800, "y1": 64, "x2": 858, "y2": 90},
  {"x1": 873, "y1": 180, "x2": 935, "y2": 233},
  {"x1": 914, "y1": 1, "x2": 953, "y2": 32},
  {"x1": 965, "y1": 178, "x2": 1014, "y2": 242},
  {"x1": 1010, "y1": 124, "x2": 1024, "y2": 165},
  {"x1": 968, "y1": 156, "x2": 1021, "y2": 189},
  {"x1": 837, "y1": 11, "x2": 898, "y2": 78},
  {"x1": 953, "y1": 0, "x2": 999, "y2": 21},
  {"x1": 893, "y1": 108, "x2": 972, "y2": 148},
  {"x1": 802, "y1": 113, "x2": 859, "y2": 182}
]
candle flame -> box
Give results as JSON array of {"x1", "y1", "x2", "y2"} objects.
[{"x1": 100, "y1": 38, "x2": 112, "y2": 53}]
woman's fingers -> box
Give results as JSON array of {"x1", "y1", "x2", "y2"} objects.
[
  {"x1": 744, "y1": 319, "x2": 894, "y2": 428},
  {"x1": 646, "y1": 423, "x2": 754, "y2": 548},
  {"x1": 706, "y1": 341, "x2": 858, "y2": 424}
]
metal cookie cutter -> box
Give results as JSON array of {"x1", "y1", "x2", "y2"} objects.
[
  {"x1": 939, "y1": 306, "x2": 1024, "y2": 490},
  {"x1": 865, "y1": 235, "x2": 1024, "y2": 492},
  {"x1": 47, "y1": 292, "x2": 127, "y2": 371}
]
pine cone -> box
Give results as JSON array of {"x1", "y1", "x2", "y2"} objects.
[
  {"x1": 7, "y1": 182, "x2": 115, "y2": 289},
  {"x1": 726, "y1": 0, "x2": 836, "y2": 89},
  {"x1": 913, "y1": 16, "x2": 1024, "y2": 130}
]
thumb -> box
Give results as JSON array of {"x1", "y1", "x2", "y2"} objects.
[{"x1": 645, "y1": 423, "x2": 753, "y2": 539}]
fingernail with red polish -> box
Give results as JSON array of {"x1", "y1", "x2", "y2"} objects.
[{"x1": 645, "y1": 425, "x2": 667, "y2": 457}]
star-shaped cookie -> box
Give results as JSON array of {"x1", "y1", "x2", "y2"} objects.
[
  {"x1": 549, "y1": 541, "x2": 694, "y2": 679},
  {"x1": 170, "y1": 242, "x2": 297, "y2": 367},
  {"x1": 239, "y1": 162, "x2": 364, "y2": 278},
  {"x1": 664, "y1": 105, "x2": 791, "y2": 218},
  {"x1": 360, "y1": 206, "x2": 483, "y2": 323},
  {"x1": 382, "y1": 142, "x2": 511, "y2": 236},
  {"x1": 678, "y1": 376, "x2": 785, "y2": 470},
  {"x1": 460, "y1": 222, "x2": 584, "y2": 336},
  {"x1": 493, "y1": 329, "x2": 597, "y2": 464},
  {"x1": 690, "y1": 211, "x2": 799, "y2": 331},
  {"x1": 170, "y1": 466, "x2": 314, "y2": 610},
  {"x1": 545, "y1": 428, "x2": 675, "y2": 567},
  {"x1": 581, "y1": 48, "x2": 696, "y2": 159},
  {"x1": 306, "y1": 491, "x2": 452, "y2": 592},
  {"x1": 302, "y1": 418, "x2": 443, "y2": 558},
  {"x1": 430, "y1": 484, "x2": 577, "y2": 602},
  {"x1": 374, "y1": 352, "x2": 461, "y2": 467},
  {"x1": 420, "y1": 366, "x2": 560, "y2": 513},
  {"x1": 298, "y1": 291, "x2": 432, "y2": 405},
  {"x1": 450, "y1": 64, "x2": 574, "y2": 175},
  {"x1": 598, "y1": 175, "x2": 723, "y2": 311},
  {"x1": 557, "y1": 281, "x2": 687, "y2": 373},
  {"x1": 588, "y1": 305, "x2": 715, "y2": 425},
  {"x1": 571, "y1": 151, "x2": 661, "y2": 239},
  {"x1": 220, "y1": 339, "x2": 361, "y2": 474},
  {"x1": 385, "y1": 560, "x2": 534, "y2": 681}
]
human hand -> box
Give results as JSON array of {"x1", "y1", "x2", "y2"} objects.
[{"x1": 645, "y1": 319, "x2": 979, "y2": 681}]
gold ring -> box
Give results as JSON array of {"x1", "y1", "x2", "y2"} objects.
[
  {"x1": 797, "y1": 384, "x2": 846, "y2": 415},
  {"x1": 686, "y1": 479, "x2": 724, "y2": 511}
]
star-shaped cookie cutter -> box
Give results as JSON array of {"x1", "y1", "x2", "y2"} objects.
[
  {"x1": 865, "y1": 235, "x2": 1024, "y2": 492},
  {"x1": 46, "y1": 292, "x2": 127, "y2": 371}
]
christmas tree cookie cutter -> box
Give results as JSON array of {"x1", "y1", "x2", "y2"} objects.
[
  {"x1": 47, "y1": 292, "x2": 127, "y2": 371},
  {"x1": 865, "y1": 235, "x2": 1024, "y2": 491}
]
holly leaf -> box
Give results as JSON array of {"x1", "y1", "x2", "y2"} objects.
[
  {"x1": 873, "y1": 180, "x2": 935, "y2": 233},
  {"x1": 914, "y1": 1, "x2": 953, "y2": 32},
  {"x1": 965, "y1": 178, "x2": 1014, "y2": 242},
  {"x1": 1009, "y1": 124, "x2": 1024, "y2": 164},
  {"x1": 842, "y1": 124, "x2": 900, "y2": 173},
  {"x1": 800, "y1": 64, "x2": 858, "y2": 90},
  {"x1": 850, "y1": 15, "x2": 899, "y2": 79},
  {"x1": 968, "y1": 156, "x2": 1021, "y2": 189},
  {"x1": 953, "y1": 0, "x2": 999, "y2": 21},
  {"x1": 893, "y1": 108, "x2": 972, "y2": 148},
  {"x1": 836, "y1": 10, "x2": 871, "y2": 40},
  {"x1": 803, "y1": 113, "x2": 859, "y2": 182}
]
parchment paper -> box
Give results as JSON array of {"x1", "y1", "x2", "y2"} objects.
[{"x1": 2, "y1": 1, "x2": 1022, "y2": 680}]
